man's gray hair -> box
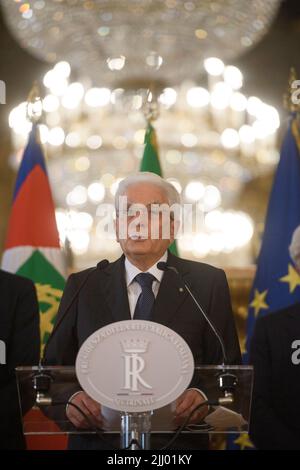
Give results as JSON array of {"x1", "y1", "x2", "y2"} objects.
[
  {"x1": 115, "y1": 172, "x2": 181, "y2": 210},
  {"x1": 289, "y1": 225, "x2": 300, "y2": 267}
]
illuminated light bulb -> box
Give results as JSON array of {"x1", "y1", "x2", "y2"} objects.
[
  {"x1": 181, "y1": 133, "x2": 198, "y2": 148},
  {"x1": 62, "y1": 82, "x2": 84, "y2": 109},
  {"x1": 230, "y1": 92, "x2": 247, "y2": 112},
  {"x1": 65, "y1": 132, "x2": 81, "y2": 148},
  {"x1": 239, "y1": 125, "x2": 255, "y2": 144},
  {"x1": 210, "y1": 82, "x2": 232, "y2": 109},
  {"x1": 88, "y1": 182, "x2": 106, "y2": 203},
  {"x1": 192, "y1": 233, "x2": 211, "y2": 257},
  {"x1": 185, "y1": 181, "x2": 205, "y2": 201},
  {"x1": 69, "y1": 230, "x2": 90, "y2": 255},
  {"x1": 53, "y1": 61, "x2": 71, "y2": 78},
  {"x1": 221, "y1": 128, "x2": 240, "y2": 149},
  {"x1": 159, "y1": 88, "x2": 177, "y2": 107},
  {"x1": 224, "y1": 65, "x2": 243, "y2": 90},
  {"x1": 47, "y1": 126, "x2": 65, "y2": 146},
  {"x1": 204, "y1": 57, "x2": 224, "y2": 76},
  {"x1": 202, "y1": 185, "x2": 222, "y2": 211},
  {"x1": 186, "y1": 87, "x2": 210, "y2": 108},
  {"x1": 146, "y1": 52, "x2": 163, "y2": 69},
  {"x1": 247, "y1": 96, "x2": 263, "y2": 117},
  {"x1": 107, "y1": 56, "x2": 126, "y2": 71},
  {"x1": 166, "y1": 150, "x2": 182, "y2": 165},
  {"x1": 85, "y1": 88, "x2": 111, "y2": 107},
  {"x1": 134, "y1": 129, "x2": 145, "y2": 145},
  {"x1": 74, "y1": 157, "x2": 90, "y2": 172},
  {"x1": 66, "y1": 185, "x2": 88, "y2": 206},
  {"x1": 87, "y1": 135, "x2": 102, "y2": 149},
  {"x1": 38, "y1": 124, "x2": 49, "y2": 144},
  {"x1": 43, "y1": 94, "x2": 60, "y2": 112}
]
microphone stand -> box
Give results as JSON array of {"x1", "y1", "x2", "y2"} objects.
[{"x1": 157, "y1": 262, "x2": 238, "y2": 402}]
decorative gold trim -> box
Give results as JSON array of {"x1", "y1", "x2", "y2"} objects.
[
  {"x1": 284, "y1": 67, "x2": 300, "y2": 113},
  {"x1": 26, "y1": 81, "x2": 43, "y2": 124},
  {"x1": 143, "y1": 85, "x2": 160, "y2": 123}
]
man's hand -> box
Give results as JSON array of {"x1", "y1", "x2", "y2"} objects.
[
  {"x1": 66, "y1": 391, "x2": 103, "y2": 429},
  {"x1": 174, "y1": 389, "x2": 209, "y2": 426}
]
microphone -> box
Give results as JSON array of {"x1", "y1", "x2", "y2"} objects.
[
  {"x1": 35, "y1": 259, "x2": 109, "y2": 405},
  {"x1": 41, "y1": 259, "x2": 109, "y2": 365},
  {"x1": 157, "y1": 261, "x2": 227, "y2": 364},
  {"x1": 157, "y1": 261, "x2": 237, "y2": 400}
]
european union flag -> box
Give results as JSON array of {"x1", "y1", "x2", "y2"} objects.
[
  {"x1": 228, "y1": 117, "x2": 300, "y2": 451},
  {"x1": 246, "y1": 117, "x2": 300, "y2": 353}
]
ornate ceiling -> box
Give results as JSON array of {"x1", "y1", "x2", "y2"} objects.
[{"x1": 2, "y1": 0, "x2": 281, "y2": 87}]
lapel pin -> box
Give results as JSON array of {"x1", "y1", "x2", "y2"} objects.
[{"x1": 179, "y1": 287, "x2": 184, "y2": 293}]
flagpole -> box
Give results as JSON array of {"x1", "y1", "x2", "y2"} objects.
[{"x1": 140, "y1": 83, "x2": 179, "y2": 256}]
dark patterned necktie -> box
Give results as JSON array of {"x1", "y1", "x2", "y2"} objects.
[{"x1": 133, "y1": 272, "x2": 156, "y2": 321}]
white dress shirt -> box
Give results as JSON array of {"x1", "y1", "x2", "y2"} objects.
[
  {"x1": 67, "y1": 250, "x2": 208, "y2": 411},
  {"x1": 125, "y1": 251, "x2": 168, "y2": 318},
  {"x1": 124, "y1": 250, "x2": 209, "y2": 405}
]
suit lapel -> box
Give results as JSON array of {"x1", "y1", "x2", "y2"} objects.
[
  {"x1": 99, "y1": 252, "x2": 190, "y2": 326},
  {"x1": 152, "y1": 252, "x2": 189, "y2": 326},
  {"x1": 100, "y1": 255, "x2": 131, "y2": 322}
]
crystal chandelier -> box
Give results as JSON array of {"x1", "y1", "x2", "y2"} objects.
[
  {"x1": 8, "y1": 57, "x2": 280, "y2": 269},
  {"x1": 2, "y1": 0, "x2": 281, "y2": 87}
]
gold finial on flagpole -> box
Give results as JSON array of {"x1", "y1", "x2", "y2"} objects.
[
  {"x1": 143, "y1": 82, "x2": 160, "y2": 123},
  {"x1": 283, "y1": 67, "x2": 300, "y2": 114},
  {"x1": 26, "y1": 81, "x2": 43, "y2": 123},
  {"x1": 285, "y1": 68, "x2": 300, "y2": 148}
]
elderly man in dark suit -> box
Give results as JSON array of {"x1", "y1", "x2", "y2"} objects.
[
  {"x1": 45, "y1": 172, "x2": 241, "y2": 449},
  {"x1": 250, "y1": 226, "x2": 300, "y2": 450},
  {"x1": 0, "y1": 269, "x2": 40, "y2": 449}
]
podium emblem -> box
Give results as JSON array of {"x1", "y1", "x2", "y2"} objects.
[{"x1": 76, "y1": 320, "x2": 194, "y2": 412}]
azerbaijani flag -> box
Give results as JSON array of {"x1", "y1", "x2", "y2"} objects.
[
  {"x1": 140, "y1": 122, "x2": 179, "y2": 256},
  {"x1": 1, "y1": 123, "x2": 66, "y2": 348}
]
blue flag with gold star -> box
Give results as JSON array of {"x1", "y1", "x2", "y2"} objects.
[
  {"x1": 227, "y1": 117, "x2": 300, "y2": 451},
  {"x1": 246, "y1": 117, "x2": 300, "y2": 351}
]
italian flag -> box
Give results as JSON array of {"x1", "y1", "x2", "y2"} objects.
[
  {"x1": 140, "y1": 122, "x2": 179, "y2": 256},
  {"x1": 1, "y1": 124, "x2": 66, "y2": 348}
]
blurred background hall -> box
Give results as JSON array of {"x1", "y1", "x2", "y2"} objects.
[{"x1": 1, "y1": 0, "x2": 300, "y2": 375}]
